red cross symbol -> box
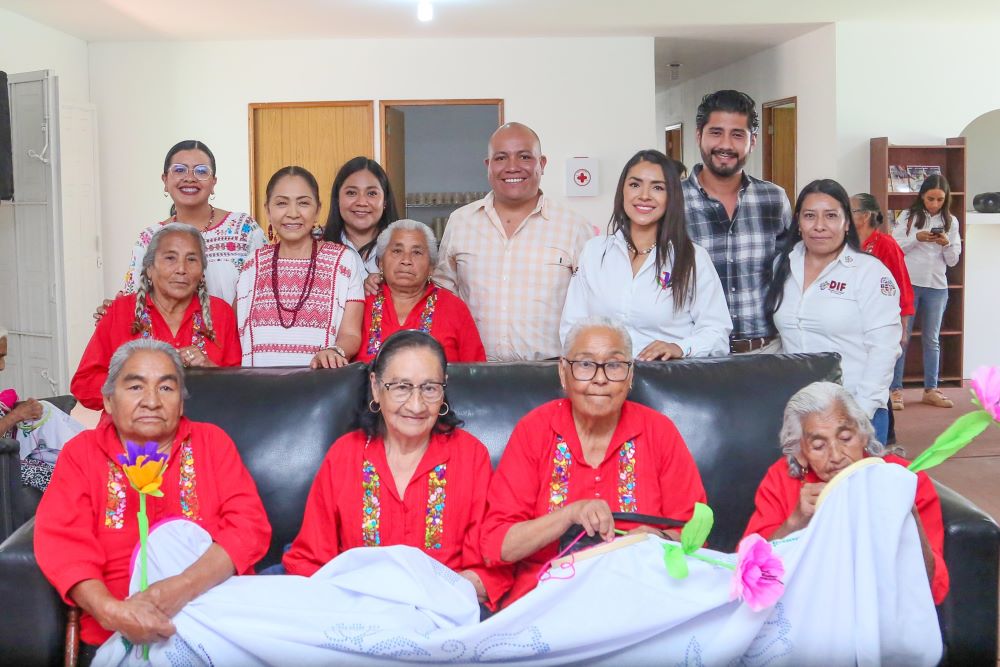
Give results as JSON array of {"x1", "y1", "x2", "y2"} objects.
[{"x1": 574, "y1": 169, "x2": 591, "y2": 186}]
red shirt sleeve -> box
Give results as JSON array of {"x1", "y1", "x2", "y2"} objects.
[
  {"x1": 452, "y1": 295, "x2": 487, "y2": 363},
  {"x1": 873, "y1": 234, "x2": 915, "y2": 317},
  {"x1": 71, "y1": 297, "x2": 131, "y2": 411},
  {"x1": 912, "y1": 469, "x2": 949, "y2": 604},
  {"x1": 208, "y1": 297, "x2": 242, "y2": 367},
  {"x1": 34, "y1": 433, "x2": 107, "y2": 604},
  {"x1": 744, "y1": 459, "x2": 797, "y2": 540},
  {"x1": 353, "y1": 293, "x2": 377, "y2": 364},
  {"x1": 283, "y1": 437, "x2": 347, "y2": 576},
  {"x1": 652, "y1": 415, "x2": 707, "y2": 521},
  {"x1": 198, "y1": 424, "x2": 271, "y2": 573}
]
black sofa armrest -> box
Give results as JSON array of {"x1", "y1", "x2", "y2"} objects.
[
  {"x1": 0, "y1": 518, "x2": 66, "y2": 666},
  {"x1": 43, "y1": 395, "x2": 77, "y2": 416},
  {"x1": 934, "y1": 481, "x2": 1000, "y2": 666},
  {"x1": 0, "y1": 437, "x2": 18, "y2": 540}
]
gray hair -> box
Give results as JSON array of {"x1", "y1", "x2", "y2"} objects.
[
  {"x1": 101, "y1": 339, "x2": 189, "y2": 400},
  {"x1": 143, "y1": 223, "x2": 207, "y2": 274},
  {"x1": 562, "y1": 316, "x2": 633, "y2": 359},
  {"x1": 780, "y1": 381, "x2": 884, "y2": 478},
  {"x1": 374, "y1": 219, "x2": 439, "y2": 266}
]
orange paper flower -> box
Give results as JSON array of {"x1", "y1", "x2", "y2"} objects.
[{"x1": 117, "y1": 441, "x2": 168, "y2": 497}]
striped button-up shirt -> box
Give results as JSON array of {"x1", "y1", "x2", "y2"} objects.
[
  {"x1": 682, "y1": 165, "x2": 792, "y2": 339},
  {"x1": 434, "y1": 192, "x2": 594, "y2": 361}
]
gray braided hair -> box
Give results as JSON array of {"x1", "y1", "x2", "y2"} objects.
[{"x1": 131, "y1": 223, "x2": 215, "y2": 341}]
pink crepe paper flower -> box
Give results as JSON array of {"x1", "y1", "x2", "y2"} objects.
[
  {"x1": 971, "y1": 366, "x2": 1000, "y2": 422},
  {"x1": 730, "y1": 533, "x2": 785, "y2": 612},
  {"x1": 0, "y1": 389, "x2": 18, "y2": 412}
]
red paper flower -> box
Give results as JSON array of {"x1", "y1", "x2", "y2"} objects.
[{"x1": 730, "y1": 533, "x2": 785, "y2": 611}]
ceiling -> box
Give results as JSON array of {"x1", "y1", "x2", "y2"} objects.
[{"x1": 3, "y1": 1, "x2": 998, "y2": 88}]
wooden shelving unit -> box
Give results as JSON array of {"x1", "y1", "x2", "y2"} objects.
[{"x1": 870, "y1": 137, "x2": 967, "y2": 386}]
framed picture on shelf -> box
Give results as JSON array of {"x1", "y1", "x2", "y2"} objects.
[
  {"x1": 889, "y1": 165, "x2": 910, "y2": 192},
  {"x1": 906, "y1": 165, "x2": 941, "y2": 192}
]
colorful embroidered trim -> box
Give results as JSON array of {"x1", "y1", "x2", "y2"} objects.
[
  {"x1": 424, "y1": 464, "x2": 447, "y2": 550},
  {"x1": 365, "y1": 287, "x2": 439, "y2": 357},
  {"x1": 548, "y1": 436, "x2": 572, "y2": 512},
  {"x1": 618, "y1": 439, "x2": 637, "y2": 512},
  {"x1": 178, "y1": 438, "x2": 201, "y2": 520},
  {"x1": 361, "y1": 460, "x2": 381, "y2": 546},
  {"x1": 139, "y1": 304, "x2": 207, "y2": 352},
  {"x1": 105, "y1": 460, "x2": 126, "y2": 529}
]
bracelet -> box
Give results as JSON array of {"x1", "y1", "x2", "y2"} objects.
[{"x1": 325, "y1": 345, "x2": 347, "y2": 358}]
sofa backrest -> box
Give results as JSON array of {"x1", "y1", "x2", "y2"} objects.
[{"x1": 185, "y1": 353, "x2": 840, "y2": 564}]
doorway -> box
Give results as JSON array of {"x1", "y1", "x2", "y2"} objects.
[
  {"x1": 664, "y1": 123, "x2": 683, "y2": 168},
  {"x1": 248, "y1": 101, "x2": 375, "y2": 235},
  {"x1": 762, "y1": 97, "x2": 796, "y2": 204},
  {"x1": 380, "y1": 100, "x2": 503, "y2": 240}
]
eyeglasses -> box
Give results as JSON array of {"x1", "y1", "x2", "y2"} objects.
[
  {"x1": 382, "y1": 381, "x2": 446, "y2": 403},
  {"x1": 562, "y1": 358, "x2": 633, "y2": 382},
  {"x1": 168, "y1": 163, "x2": 214, "y2": 181},
  {"x1": 799, "y1": 210, "x2": 845, "y2": 223}
]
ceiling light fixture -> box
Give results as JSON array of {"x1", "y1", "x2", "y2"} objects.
[{"x1": 417, "y1": 0, "x2": 433, "y2": 22}]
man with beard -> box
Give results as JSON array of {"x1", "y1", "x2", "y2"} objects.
[
  {"x1": 682, "y1": 90, "x2": 792, "y2": 354},
  {"x1": 434, "y1": 122, "x2": 594, "y2": 361}
]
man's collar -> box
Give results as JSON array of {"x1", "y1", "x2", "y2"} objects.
[{"x1": 690, "y1": 163, "x2": 752, "y2": 195}]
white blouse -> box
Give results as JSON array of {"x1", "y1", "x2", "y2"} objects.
[
  {"x1": 559, "y1": 232, "x2": 732, "y2": 357},
  {"x1": 891, "y1": 211, "x2": 962, "y2": 289},
  {"x1": 774, "y1": 242, "x2": 901, "y2": 417},
  {"x1": 341, "y1": 233, "x2": 380, "y2": 275}
]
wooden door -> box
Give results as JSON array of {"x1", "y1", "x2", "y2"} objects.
[
  {"x1": 665, "y1": 126, "x2": 683, "y2": 164},
  {"x1": 249, "y1": 102, "x2": 374, "y2": 238},
  {"x1": 384, "y1": 107, "x2": 406, "y2": 216},
  {"x1": 763, "y1": 99, "x2": 797, "y2": 204}
]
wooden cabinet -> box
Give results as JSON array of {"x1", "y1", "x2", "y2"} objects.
[{"x1": 870, "y1": 137, "x2": 967, "y2": 385}]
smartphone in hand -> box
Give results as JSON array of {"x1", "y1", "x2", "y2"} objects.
[{"x1": 930, "y1": 226, "x2": 944, "y2": 235}]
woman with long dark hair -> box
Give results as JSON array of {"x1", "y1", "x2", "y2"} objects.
[
  {"x1": 236, "y1": 166, "x2": 363, "y2": 368},
  {"x1": 890, "y1": 174, "x2": 962, "y2": 409},
  {"x1": 766, "y1": 179, "x2": 901, "y2": 443},
  {"x1": 323, "y1": 156, "x2": 400, "y2": 275},
  {"x1": 559, "y1": 149, "x2": 731, "y2": 359}
]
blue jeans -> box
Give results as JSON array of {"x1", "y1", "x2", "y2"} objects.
[
  {"x1": 892, "y1": 286, "x2": 948, "y2": 390},
  {"x1": 871, "y1": 408, "x2": 889, "y2": 445}
]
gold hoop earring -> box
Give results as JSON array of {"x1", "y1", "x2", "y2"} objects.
[
  {"x1": 438, "y1": 402, "x2": 450, "y2": 416},
  {"x1": 368, "y1": 400, "x2": 381, "y2": 413}
]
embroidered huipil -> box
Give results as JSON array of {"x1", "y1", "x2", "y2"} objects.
[
  {"x1": 773, "y1": 242, "x2": 902, "y2": 417},
  {"x1": 71, "y1": 293, "x2": 241, "y2": 411},
  {"x1": 744, "y1": 455, "x2": 949, "y2": 604},
  {"x1": 123, "y1": 212, "x2": 266, "y2": 304},
  {"x1": 559, "y1": 231, "x2": 732, "y2": 357},
  {"x1": 355, "y1": 282, "x2": 486, "y2": 364},
  {"x1": 34, "y1": 416, "x2": 271, "y2": 646},
  {"x1": 235, "y1": 242, "x2": 364, "y2": 367},
  {"x1": 482, "y1": 399, "x2": 706, "y2": 606},
  {"x1": 283, "y1": 429, "x2": 510, "y2": 609}
]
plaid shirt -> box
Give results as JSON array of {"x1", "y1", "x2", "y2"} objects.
[
  {"x1": 682, "y1": 165, "x2": 792, "y2": 338},
  {"x1": 434, "y1": 192, "x2": 594, "y2": 361}
]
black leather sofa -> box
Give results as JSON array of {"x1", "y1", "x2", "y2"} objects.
[{"x1": 0, "y1": 355, "x2": 996, "y2": 665}]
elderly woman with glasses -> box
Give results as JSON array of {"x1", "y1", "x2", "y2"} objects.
[
  {"x1": 354, "y1": 219, "x2": 486, "y2": 364},
  {"x1": 482, "y1": 316, "x2": 706, "y2": 607},
  {"x1": 72, "y1": 223, "x2": 242, "y2": 411},
  {"x1": 35, "y1": 340, "x2": 270, "y2": 659},
  {"x1": 744, "y1": 381, "x2": 948, "y2": 604},
  {"x1": 283, "y1": 330, "x2": 508, "y2": 611}
]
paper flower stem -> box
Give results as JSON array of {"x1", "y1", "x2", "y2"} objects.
[
  {"x1": 688, "y1": 550, "x2": 735, "y2": 571},
  {"x1": 138, "y1": 493, "x2": 150, "y2": 660}
]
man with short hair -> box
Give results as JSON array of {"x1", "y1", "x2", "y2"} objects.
[
  {"x1": 434, "y1": 122, "x2": 594, "y2": 361},
  {"x1": 683, "y1": 90, "x2": 792, "y2": 354}
]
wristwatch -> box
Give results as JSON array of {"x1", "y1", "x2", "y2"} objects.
[{"x1": 327, "y1": 345, "x2": 347, "y2": 358}]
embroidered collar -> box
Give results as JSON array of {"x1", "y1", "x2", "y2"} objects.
[
  {"x1": 365, "y1": 283, "x2": 439, "y2": 358},
  {"x1": 550, "y1": 399, "x2": 643, "y2": 466},
  {"x1": 140, "y1": 295, "x2": 208, "y2": 352}
]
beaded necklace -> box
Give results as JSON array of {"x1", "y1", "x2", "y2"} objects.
[
  {"x1": 139, "y1": 299, "x2": 207, "y2": 353},
  {"x1": 366, "y1": 286, "x2": 439, "y2": 357},
  {"x1": 270, "y1": 240, "x2": 319, "y2": 329}
]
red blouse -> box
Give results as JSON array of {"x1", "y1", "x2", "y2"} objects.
[
  {"x1": 744, "y1": 455, "x2": 949, "y2": 604},
  {"x1": 863, "y1": 230, "x2": 915, "y2": 317},
  {"x1": 355, "y1": 283, "x2": 486, "y2": 364},
  {"x1": 283, "y1": 428, "x2": 510, "y2": 609},
  {"x1": 34, "y1": 416, "x2": 271, "y2": 645},
  {"x1": 71, "y1": 292, "x2": 241, "y2": 410},
  {"x1": 482, "y1": 399, "x2": 707, "y2": 606}
]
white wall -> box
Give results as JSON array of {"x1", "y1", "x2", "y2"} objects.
[
  {"x1": 655, "y1": 24, "x2": 838, "y2": 187},
  {"x1": 0, "y1": 8, "x2": 90, "y2": 104},
  {"x1": 835, "y1": 21, "x2": 1000, "y2": 375},
  {"x1": 88, "y1": 37, "x2": 657, "y2": 291},
  {"x1": 962, "y1": 109, "x2": 1000, "y2": 201}
]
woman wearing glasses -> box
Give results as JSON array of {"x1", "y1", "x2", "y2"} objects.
[
  {"x1": 482, "y1": 317, "x2": 706, "y2": 607},
  {"x1": 283, "y1": 330, "x2": 508, "y2": 612},
  {"x1": 765, "y1": 180, "x2": 902, "y2": 444},
  {"x1": 122, "y1": 140, "x2": 266, "y2": 304}
]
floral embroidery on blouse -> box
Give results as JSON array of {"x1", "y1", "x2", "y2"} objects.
[
  {"x1": 618, "y1": 439, "x2": 637, "y2": 512},
  {"x1": 104, "y1": 460, "x2": 126, "y2": 529},
  {"x1": 178, "y1": 438, "x2": 201, "y2": 520},
  {"x1": 362, "y1": 460, "x2": 381, "y2": 546},
  {"x1": 424, "y1": 464, "x2": 447, "y2": 550},
  {"x1": 365, "y1": 287, "x2": 439, "y2": 357},
  {"x1": 138, "y1": 305, "x2": 208, "y2": 353},
  {"x1": 547, "y1": 436, "x2": 572, "y2": 512}
]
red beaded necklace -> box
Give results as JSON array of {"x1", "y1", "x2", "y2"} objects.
[{"x1": 270, "y1": 240, "x2": 319, "y2": 329}]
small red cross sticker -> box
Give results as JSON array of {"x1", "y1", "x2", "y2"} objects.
[{"x1": 574, "y1": 169, "x2": 591, "y2": 186}]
